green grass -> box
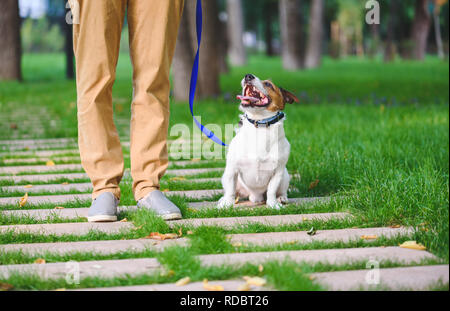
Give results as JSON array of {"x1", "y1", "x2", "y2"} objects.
[{"x1": 0, "y1": 53, "x2": 448, "y2": 289}]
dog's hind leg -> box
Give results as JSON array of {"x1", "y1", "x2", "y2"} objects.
[{"x1": 276, "y1": 167, "x2": 290, "y2": 204}]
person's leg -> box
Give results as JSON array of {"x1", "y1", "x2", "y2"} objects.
[
  {"x1": 127, "y1": 0, "x2": 184, "y2": 201},
  {"x1": 72, "y1": 0, "x2": 127, "y2": 201}
]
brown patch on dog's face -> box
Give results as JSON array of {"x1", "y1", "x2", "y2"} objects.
[{"x1": 261, "y1": 80, "x2": 299, "y2": 112}]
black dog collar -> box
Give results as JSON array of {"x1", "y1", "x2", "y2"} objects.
[{"x1": 245, "y1": 112, "x2": 285, "y2": 128}]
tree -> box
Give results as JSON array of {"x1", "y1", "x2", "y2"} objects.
[
  {"x1": 384, "y1": 0, "x2": 399, "y2": 62},
  {"x1": 411, "y1": 0, "x2": 431, "y2": 60},
  {"x1": 0, "y1": 0, "x2": 22, "y2": 81},
  {"x1": 433, "y1": 0, "x2": 447, "y2": 59},
  {"x1": 304, "y1": 0, "x2": 324, "y2": 68},
  {"x1": 279, "y1": 0, "x2": 303, "y2": 70},
  {"x1": 226, "y1": 0, "x2": 247, "y2": 66},
  {"x1": 173, "y1": 1, "x2": 195, "y2": 101},
  {"x1": 172, "y1": 0, "x2": 221, "y2": 100}
]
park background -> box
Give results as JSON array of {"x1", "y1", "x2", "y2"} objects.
[{"x1": 0, "y1": 0, "x2": 448, "y2": 290}]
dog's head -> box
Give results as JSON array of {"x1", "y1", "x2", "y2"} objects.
[{"x1": 237, "y1": 74, "x2": 299, "y2": 113}]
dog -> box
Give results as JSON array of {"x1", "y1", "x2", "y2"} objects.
[{"x1": 217, "y1": 74, "x2": 299, "y2": 209}]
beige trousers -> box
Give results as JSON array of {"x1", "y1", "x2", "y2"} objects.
[{"x1": 72, "y1": 0, "x2": 184, "y2": 201}]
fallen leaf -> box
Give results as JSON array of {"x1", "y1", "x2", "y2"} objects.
[
  {"x1": 10, "y1": 123, "x2": 18, "y2": 130},
  {"x1": 19, "y1": 193, "x2": 28, "y2": 207},
  {"x1": 187, "y1": 230, "x2": 193, "y2": 235},
  {"x1": 191, "y1": 158, "x2": 201, "y2": 162},
  {"x1": 258, "y1": 265, "x2": 264, "y2": 273},
  {"x1": 145, "y1": 232, "x2": 179, "y2": 241},
  {"x1": 361, "y1": 235, "x2": 378, "y2": 240},
  {"x1": 163, "y1": 189, "x2": 170, "y2": 193},
  {"x1": 389, "y1": 224, "x2": 401, "y2": 228},
  {"x1": 61, "y1": 182, "x2": 69, "y2": 185},
  {"x1": 238, "y1": 283, "x2": 251, "y2": 291},
  {"x1": 54, "y1": 288, "x2": 66, "y2": 291},
  {"x1": 187, "y1": 208, "x2": 198, "y2": 213},
  {"x1": 170, "y1": 176, "x2": 186, "y2": 182},
  {"x1": 166, "y1": 270, "x2": 175, "y2": 277},
  {"x1": 243, "y1": 276, "x2": 267, "y2": 287},
  {"x1": 308, "y1": 179, "x2": 319, "y2": 190},
  {"x1": 308, "y1": 275, "x2": 315, "y2": 281},
  {"x1": 119, "y1": 218, "x2": 128, "y2": 222},
  {"x1": 34, "y1": 258, "x2": 46, "y2": 264},
  {"x1": 46, "y1": 160, "x2": 55, "y2": 166},
  {"x1": 235, "y1": 196, "x2": 240, "y2": 204},
  {"x1": 178, "y1": 228, "x2": 183, "y2": 237},
  {"x1": 286, "y1": 241, "x2": 296, "y2": 245},
  {"x1": 232, "y1": 242, "x2": 242, "y2": 247},
  {"x1": 0, "y1": 282, "x2": 14, "y2": 291},
  {"x1": 399, "y1": 241, "x2": 426, "y2": 251},
  {"x1": 175, "y1": 277, "x2": 191, "y2": 286},
  {"x1": 54, "y1": 206, "x2": 65, "y2": 210},
  {"x1": 24, "y1": 184, "x2": 33, "y2": 188},
  {"x1": 202, "y1": 279, "x2": 224, "y2": 291}
]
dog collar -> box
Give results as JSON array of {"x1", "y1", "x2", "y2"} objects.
[{"x1": 244, "y1": 112, "x2": 285, "y2": 128}]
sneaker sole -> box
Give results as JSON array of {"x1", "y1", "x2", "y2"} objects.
[
  {"x1": 87, "y1": 215, "x2": 118, "y2": 223},
  {"x1": 161, "y1": 213, "x2": 182, "y2": 221}
]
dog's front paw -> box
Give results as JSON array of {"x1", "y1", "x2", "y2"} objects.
[
  {"x1": 266, "y1": 199, "x2": 282, "y2": 210},
  {"x1": 217, "y1": 196, "x2": 234, "y2": 209},
  {"x1": 277, "y1": 196, "x2": 289, "y2": 204}
]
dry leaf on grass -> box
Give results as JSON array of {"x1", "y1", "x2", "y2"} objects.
[
  {"x1": 19, "y1": 193, "x2": 28, "y2": 207},
  {"x1": 187, "y1": 230, "x2": 193, "y2": 235},
  {"x1": 232, "y1": 242, "x2": 242, "y2": 247},
  {"x1": 54, "y1": 288, "x2": 67, "y2": 291},
  {"x1": 187, "y1": 208, "x2": 198, "y2": 213},
  {"x1": 175, "y1": 277, "x2": 191, "y2": 286},
  {"x1": 166, "y1": 270, "x2": 175, "y2": 277},
  {"x1": 34, "y1": 258, "x2": 46, "y2": 264},
  {"x1": 243, "y1": 276, "x2": 267, "y2": 286},
  {"x1": 202, "y1": 279, "x2": 224, "y2": 291},
  {"x1": 144, "y1": 232, "x2": 179, "y2": 241},
  {"x1": 178, "y1": 228, "x2": 183, "y2": 237},
  {"x1": 61, "y1": 182, "x2": 69, "y2": 185},
  {"x1": 119, "y1": 218, "x2": 128, "y2": 222},
  {"x1": 163, "y1": 189, "x2": 170, "y2": 193},
  {"x1": 361, "y1": 235, "x2": 378, "y2": 240},
  {"x1": 170, "y1": 177, "x2": 186, "y2": 182},
  {"x1": 238, "y1": 283, "x2": 251, "y2": 291},
  {"x1": 24, "y1": 184, "x2": 33, "y2": 188},
  {"x1": 308, "y1": 179, "x2": 319, "y2": 190},
  {"x1": 389, "y1": 224, "x2": 401, "y2": 228},
  {"x1": 0, "y1": 282, "x2": 14, "y2": 291},
  {"x1": 54, "y1": 206, "x2": 65, "y2": 210},
  {"x1": 46, "y1": 160, "x2": 55, "y2": 166},
  {"x1": 399, "y1": 241, "x2": 426, "y2": 251},
  {"x1": 258, "y1": 265, "x2": 264, "y2": 273},
  {"x1": 191, "y1": 158, "x2": 201, "y2": 162}
]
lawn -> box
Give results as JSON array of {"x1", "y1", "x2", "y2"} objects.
[{"x1": 0, "y1": 53, "x2": 448, "y2": 289}]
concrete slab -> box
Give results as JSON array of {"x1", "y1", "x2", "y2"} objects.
[
  {"x1": 188, "y1": 197, "x2": 331, "y2": 210},
  {"x1": 0, "y1": 222, "x2": 133, "y2": 236},
  {"x1": 169, "y1": 212, "x2": 351, "y2": 229},
  {"x1": 312, "y1": 265, "x2": 449, "y2": 291}
]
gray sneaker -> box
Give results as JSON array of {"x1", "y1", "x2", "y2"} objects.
[
  {"x1": 137, "y1": 190, "x2": 182, "y2": 220},
  {"x1": 87, "y1": 192, "x2": 119, "y2": 223}
]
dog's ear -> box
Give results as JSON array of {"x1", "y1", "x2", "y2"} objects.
[{"x1": 280, "y1": 88, "x2": 299, "y2": 104}]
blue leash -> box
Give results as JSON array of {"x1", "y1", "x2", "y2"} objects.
[{"x1": 189, "y1": 0, "x2": 227, "y2": 146}]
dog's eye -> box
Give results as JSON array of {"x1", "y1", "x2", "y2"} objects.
[{"x1": 263, "y1": 82, "x2": 273, "y2": 89}]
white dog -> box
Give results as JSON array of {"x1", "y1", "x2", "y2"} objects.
[{"x1": 217, "y1": 74, "x2": 299, "y2": 209}]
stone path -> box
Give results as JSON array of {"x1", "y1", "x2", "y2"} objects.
[{"x1": 0, "y1": 137, "x2": 447, "y2": 291}]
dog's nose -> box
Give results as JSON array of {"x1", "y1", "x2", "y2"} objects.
[{"x1": 245, "y1": 74, "x2": 255, "y2": 83}]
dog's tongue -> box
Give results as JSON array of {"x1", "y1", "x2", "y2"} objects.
[{"x1": 237, "y1": 95, "x2": 259, "y2": 103}]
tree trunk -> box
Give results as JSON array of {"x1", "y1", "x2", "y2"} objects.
[
  {"x1": 304, "y1": 0, "x2": 324, "y2": 69},
  {"x1": 64, "y1": 3, "x2": 74, "y2": 80},
  {"x1": 384, "y1": 0, "x2": 399, "y2": 62},
  {"x1": 173, "y1": 1, "x2": 195, "y2": 101},
  {"x1": 279, "y1": 0, "x2": 303, "y2": 70},
  {"x1": 226, "y1": 0, "x2": 247, "y2": 66},
  {"x1": 264, "y1": 0, "x2": 276, "y2": 56},
  {"x1": 0, "y1": 0, "x2": 22, "y2": 81},
  {"x1": 190, "y1": 0, "x2": 221, "y2": 98},
  {"x1": 411, "y1": 0, "x2": 431, "y2": 60},
  {"x1": 433, "y1": 4, "x2": 444, "y2": 59},
  {"x1": 219, "y1": 18, "x2": 229, "y2": 73}
]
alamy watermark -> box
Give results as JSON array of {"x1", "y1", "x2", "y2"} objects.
[{"x1": 366, "y1": 0, "x2": 380, "y2": 25}]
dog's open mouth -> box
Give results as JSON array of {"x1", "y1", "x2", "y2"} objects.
[{"x1": 237, "y1": 85, "x2": 270, "y2": 107}]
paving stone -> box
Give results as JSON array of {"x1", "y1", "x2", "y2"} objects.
[
  {"x1": 0, "y1": 178, "x2": 221, "y2": 195},
  {"x1": 198, "y1": 247, "x2": 437, "y2": 267},
  {"x1": 0, "y1": 161, "x2": 222, "y2": 174},
  {"x1": 0, "y1": 222, "x2": 133, "y2": 236},
  {"x1": 0, "y1": 149, "x2": 79, "y2": 157},
  {"x1": 0, "y1": 168, "x2": 223, "y2": 183},
  {"x1": 169, "y1": 212, "x2": 351, "y2": 229},
  {"x1": 3, "y1": 143, "x2": 79, "y2": 152},
  {"x1": 0, "y1": 238, "x2": 188, "y2": 255},
  {"x1": 0, "y1": 138, "x2": 76, "y2": 146},
  {"x1": 311, "y1": 265, "x2": 449, "y2": 291},
  {"x1": 2, "y1": 156, "x2": 80, "y2": 164},
  {"x1": 0, "y1": 189, "x2": 222, "y2": 206},
  {"x1": 0, "y1": 247, "x2": 436, "y2": 281},
  {"x1": 76, "y1": 279, "x2": 267, "y2": 291},
  {"x1": 0, "y1": 227, "x2": 411, "y2": 256},
  {"x1": 0, "y1": 258, "x2": 161, "y2": 280},
  {"x1": 188, "y1": 197, "x2": 330, "y2": 210},
  {"x1": 227, "y1": 227, "x2": 414, "y2": 246}
]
